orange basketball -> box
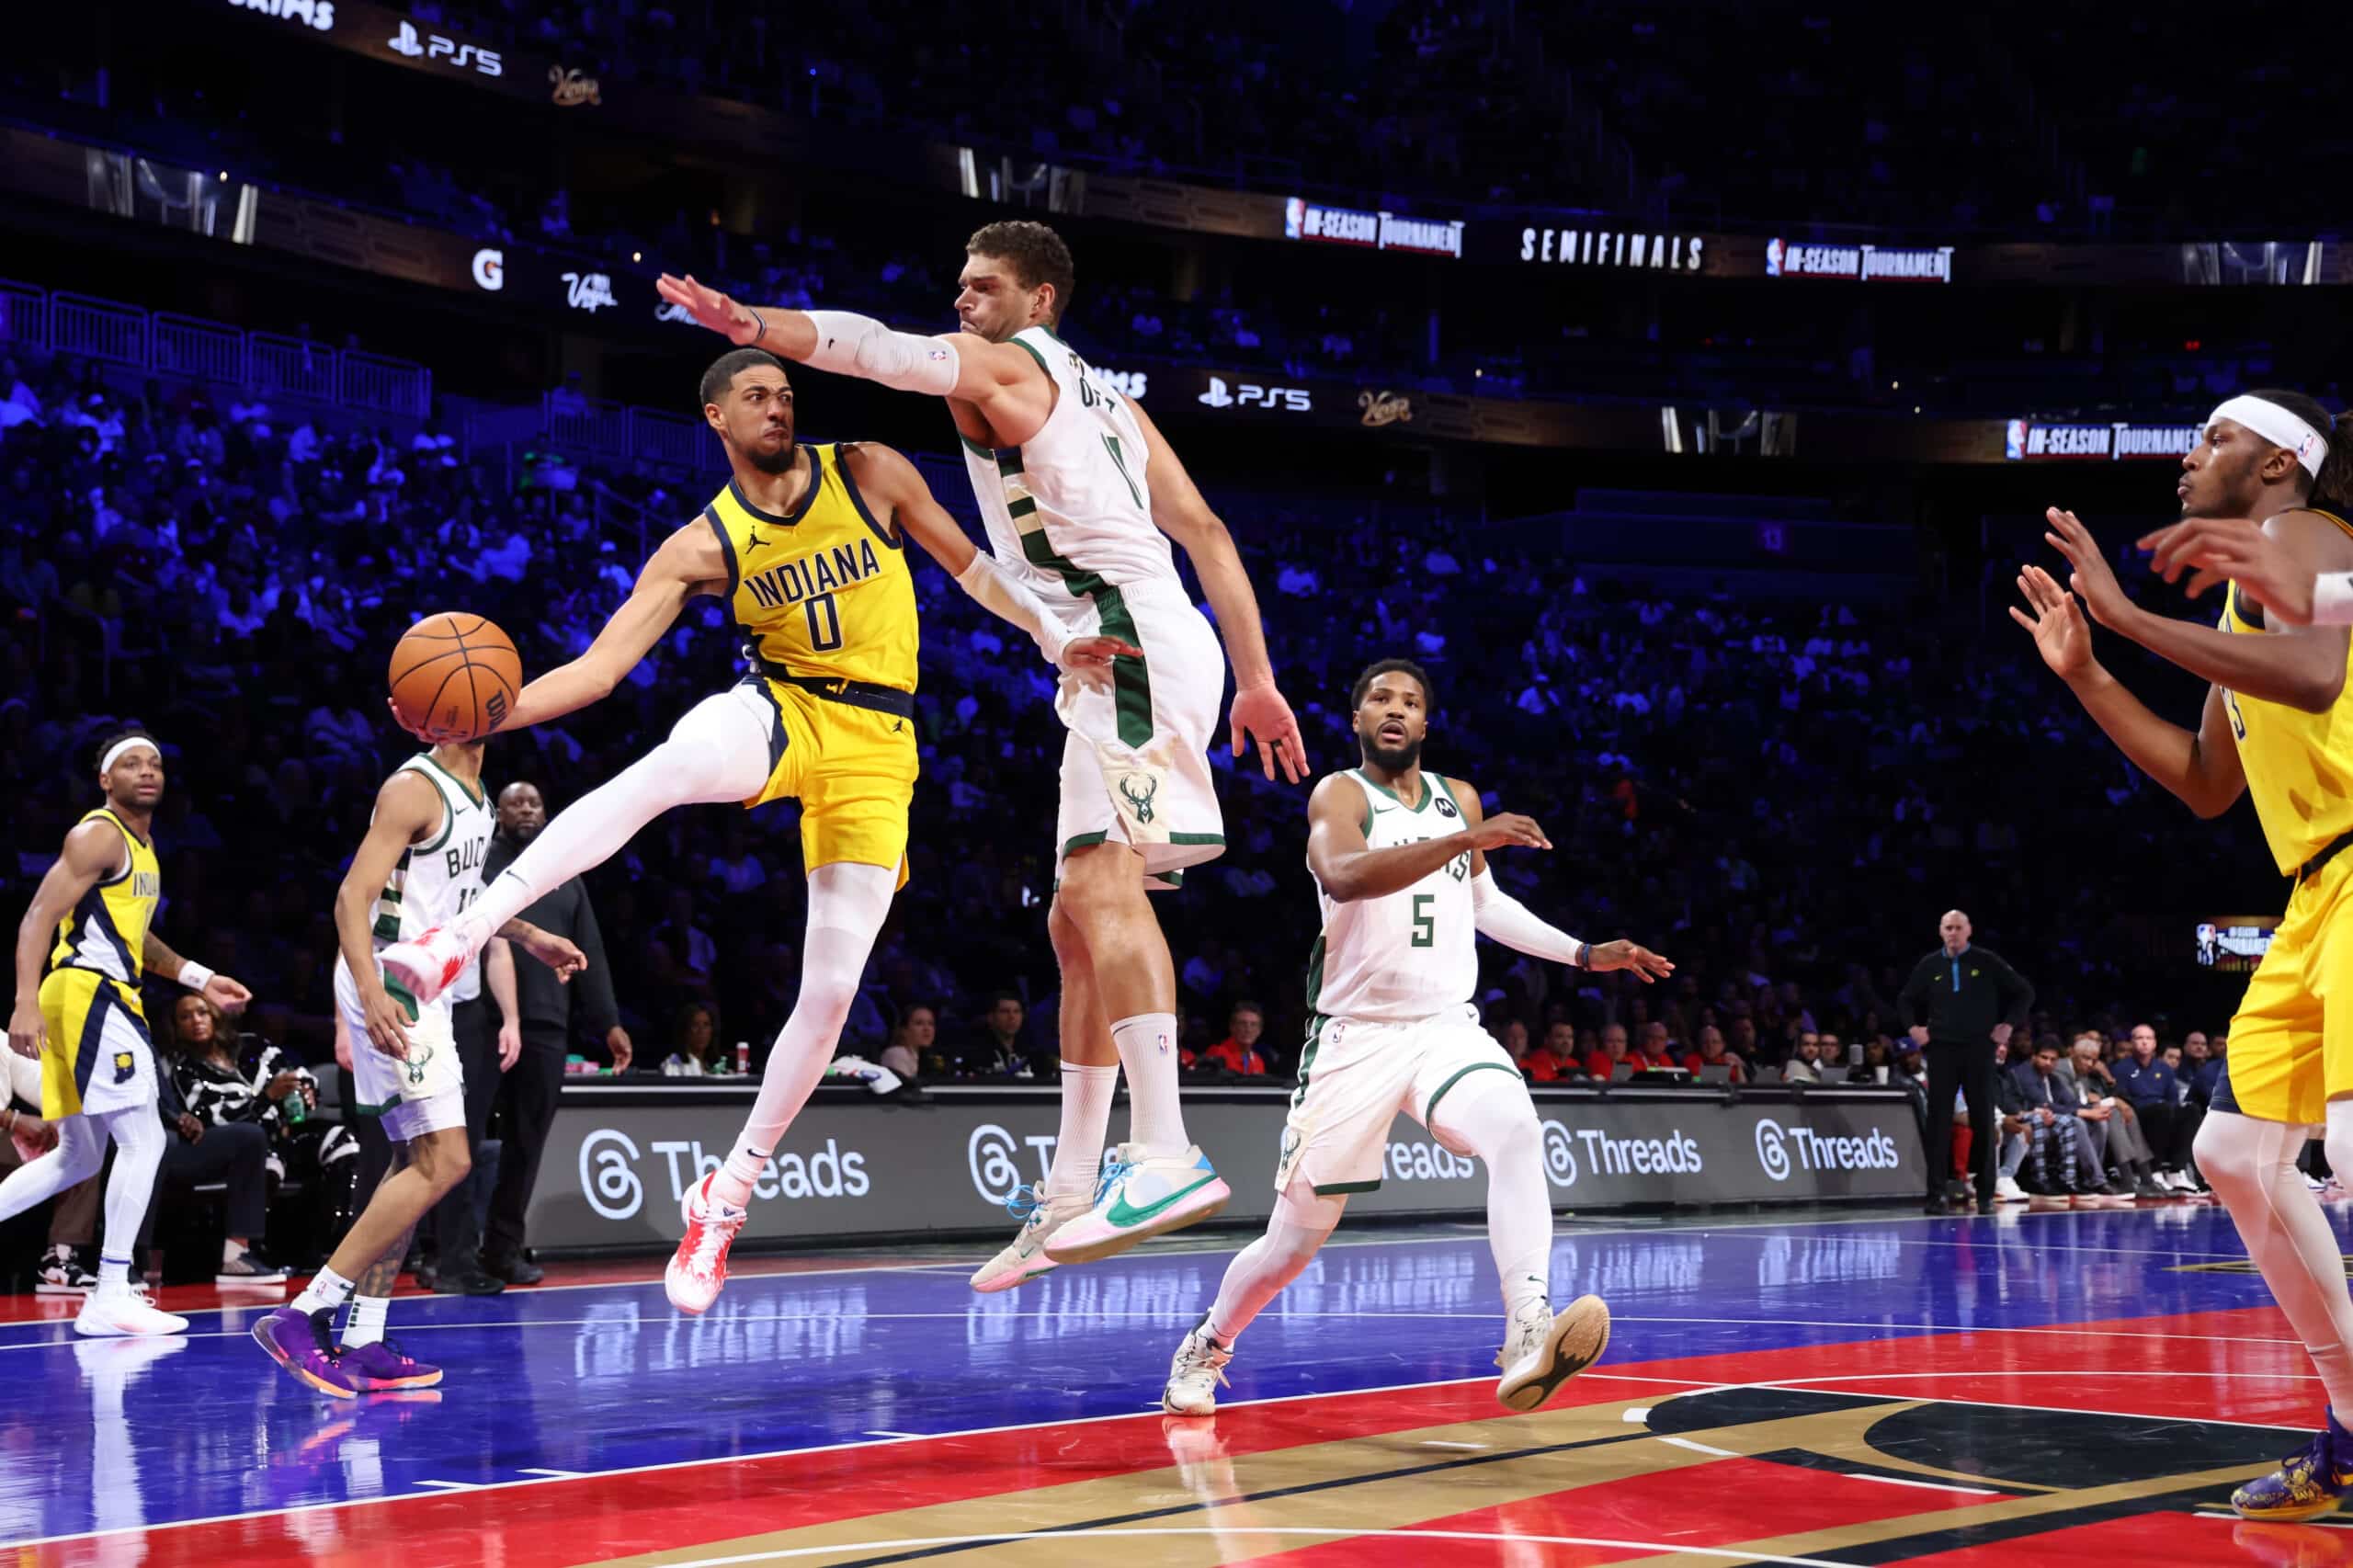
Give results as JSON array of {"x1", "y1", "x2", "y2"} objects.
[{"x1": 387, "y1": 612, "x2": 523, "y2": 744}]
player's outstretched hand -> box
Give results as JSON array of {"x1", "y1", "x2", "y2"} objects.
[
  {"x1": 2137, "y1": 517, "x2": 2313, "y2": 624},
  {"x1": 654, "y1": 274, "x2": 758, "y2": 345},
  {"x1": 1059, "y1": 634, "x2": 1142, "y2": 694},
  {"x1": 202, "y1": 973, "x2": 253, "y2": 1016},
  {"x1": 2041, "y1": 508, "x2": 2134, "y2": 629},
  {"x1": 1586, "y1": 940, "x2": 1674, "y2": 983},
  {"x1": 1230, "y1": 681, "x2": 1308, "y2": 784},
  {"x1": 1470, "y1": 812, "x2": 1552, "y2": 852},
  {"x1": 7, "y1": 999, "x2": 43, "y2": 1061},
  {"x1": 2008, "y1": 563, "x2": 2095, "y2": 680},
  {"x1": 518, "y1": 926, "x2": 588, "y2": 984}
]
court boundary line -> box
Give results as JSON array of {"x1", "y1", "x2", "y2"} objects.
[{"x1": 651, "y1": 1527, "x2": 1858, "y2": 1568}]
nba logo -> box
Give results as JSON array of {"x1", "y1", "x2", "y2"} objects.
[
  {"x1": 2006, "y1": 420, "x2": 2029, "y2": 460},
  {"x1": 1157, "y1": 1033, "x2": 1171, "y2": 1055},
  {"x1": 1284, "y1": 199, "x2": 1307, "y2": 241},
  {"x1": 1764, "y1": 237, "x2": 1784, "y2": 278}
]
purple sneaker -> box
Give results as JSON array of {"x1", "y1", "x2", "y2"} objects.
[
  {"x1": 253, "y1": 1307, "x2": 358, "y2": 1399},
  {"x1": 336, "y1": 1338, "x2": 443, "y2": 1392}
]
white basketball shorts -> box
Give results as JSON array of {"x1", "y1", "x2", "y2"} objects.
[
  {"x1": 334, "y1": 955, "x2": 467, "y2": 1141},
  {"x1": 1051, "y1": 579, "x2": 1226, "y2": 890},
  {"x1": 1276, "y1": 1005, "x2": 1525, "y2": 1196}
]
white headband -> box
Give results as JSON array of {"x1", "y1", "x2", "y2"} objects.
[
  {"x1": 99, "y1": 737, "x2": 159, "y2": 776},
  {"x1": 2211, "y1": 394, "x2": 2329, "y2": 478}
]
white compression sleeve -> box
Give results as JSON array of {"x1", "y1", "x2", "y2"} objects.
[
  {"x1": 954, "y1": 554, "x2": 1074, "y2": 665},
  {"x1": 1469, "y1": 869, "x2": 1584, "y2": 964},
  {"x1": 2313, "y1": 573, "x2": 2353, "y2": 625},
  {"x1": 802, "y1": 311, "x2": 961, "y2": 395}
]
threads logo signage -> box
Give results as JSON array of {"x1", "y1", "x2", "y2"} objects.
[{"x1": 1754, "y1": 1120, "x2": 1902, "y2": 1182}]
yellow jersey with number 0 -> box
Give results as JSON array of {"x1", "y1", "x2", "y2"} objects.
[
  {"x1": 703, "y1": 443, "x2": 918, "y2": 692},
  {"x1": 2221, "y1": 506, "x2": 2353, "y2": 875}
]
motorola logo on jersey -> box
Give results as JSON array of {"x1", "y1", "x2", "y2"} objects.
[
  {"x1": 1199, "y1": 377, "x2": 1311, "y2": 413},
  {"x1": 471, "y1": 248, "x2": 505, "y2": 290},
  {"x1": 388, "y1": 19, "x2": 504, "y2": 76},
  {"x1": 227, "y1": 0, "x2": 337, "y2": 29}
]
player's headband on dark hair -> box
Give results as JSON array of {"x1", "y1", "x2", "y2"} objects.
[
  {"x1": 100, "y1": 737, "x2": 159, "y2": 774},
  {"x1": 2211, "y1": 394, "x2": 2327, "y2": 477}
]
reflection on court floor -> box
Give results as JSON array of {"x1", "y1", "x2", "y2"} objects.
[{"x1": 3, "y1": 1202, "x2": 2343, "y2": 1565}]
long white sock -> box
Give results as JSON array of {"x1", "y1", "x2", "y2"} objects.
[
  {"x1": 0, "y1": 1115, "x2": 104, "y2": 1223},
  {"x1": 2199, "y1": 1110, "x2": 2353, "y2": 1413},
  {"x1": 713, "y1": 860, "x2": 898, "y2": 1210},
  {"x1": 1110, "y1": 1013, "x2": 1187, "y2": 1155},
  {"x1": 1205, "y1": 1183, "x2": 1343, "y2": 1344},
  {"x1": 342, "y1": 1294, "x2": 389, "y2": 1347},
  {"x1": 1046, "y1": 1062, "x2": 1120, "y2": 1203},
  {"x1": 1429, "y1": 1071, "x2": 1553, "y2": 1318},
  {"x1": 292, "y1": 1264, "x2": 358, "y2": 1316},
  {"x1": 95, "y1": 1105, "x2": 165, "y2": 1299},
  {"x1": 457, "y1": 687, "x2": 775, "y2": 950}
]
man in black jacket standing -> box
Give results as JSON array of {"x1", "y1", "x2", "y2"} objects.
[
  {"x1": 474, "y1": 781, "x2": 630, "y2": 1282},
  {"x1": 1900, "y1": 909, "x2": 2035, "y2": 1214}
]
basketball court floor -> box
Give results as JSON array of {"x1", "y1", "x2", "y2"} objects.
[{"x1": 6, "y1": 1201, "x2": 2347, "y2": 1565}]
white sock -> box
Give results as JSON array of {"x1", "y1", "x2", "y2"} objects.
[
  {"x1": 1047, "y1": 1062, "x2": 1120, "y2": 1203},
  {"x1": 1205, "y1": 1184, "x2": 1343, "y2": 1344},
  {"x1": 342, "y1": 1294, "x2": 389, "y2": 1347},
  {"x1": 714, "y1": 861, "x2": 897, "y2": 1209},
  {"x1": 1429, "y1": 1072, "x2": 1554, "y2": 1319},
  {"x1": 1110, "y1": 1013, "x2": 1187, "y2": 1155},
  {"x1": 293, "y1": 1264, "x2": 358, "y2": 1316},
  {"x1": 460, "y1": 687, "x2": 776, "y2": 950},
  {"x1": 97, "y1": 1105, "x2": 165, "y2": 1297},
  {"x1": 2199, "y1": 1110, "x2": 2353, "y2": 1412}
]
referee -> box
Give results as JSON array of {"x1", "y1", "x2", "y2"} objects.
[{"x1": 1899, "y1": 909, "x2": 2035, "y2": 1215}]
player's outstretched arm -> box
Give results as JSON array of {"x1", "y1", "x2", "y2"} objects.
[
  {"x1": 497, "y1": 520, "x2": 726, "y2": 732},
  {"x1": 8, "y1": 822, "x2": 122, "y2": 1059},
  {"x1": 2012, "y1": 562, "x2": 2246, "y2": 817},
  {"x1": 838, "y1": 442, "x2": 1137, "y2": 689},
  {"x1": 334, "y1": 773, "x2": 443, "y2": 1059},
  {"x1": 494, "y1": 918, "x2": 585, "y2": 983},
  {"x1": 2046, "y1": 506, "x2": 2353, "y2": 711},
  {"x1": 140, "y1": 929, "x2": 250, "y2": 1016},
  {"x1": 653, "y1": 274, "x2": 1046, "y2": 421},
  {"x1": 1125, "y1": 395, "x2": 1306, "y2": 783},
  {"x1": 1450, "y1": 783, "x2": 1674, "y2": 980},
  {"x1": 1307, "y1": 774, "x2": 1542, "y2": 903},
  {"x1": 2140, "y1": 516, "x2": 2331, "y2": 627}
]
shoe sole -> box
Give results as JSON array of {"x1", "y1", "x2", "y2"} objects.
[
  {"x1": 251, "y1": 1318, "x2": 357, "y2": 1400},
  {"x1": 347, "y1": 1369, "x2": 445, "y2": 1391},
  {"x1": 2234, "y1": 1496, "x2": 2346, "y2": 1523},
  {"x1": 1161, "y1": 1392, "x2": 1218, "y2": 1416},
  {"x1": 1045, "y1": 1180, "x2": 1233, "y2": 1266},
  {"x1": 36, "y1": 1282, "x2": 92, "y2": 1295},
  {"x1": 969, "y1": 1258, "x2": 1058, "y2": 1294},
  {"x1": 1496, "y1": 1295, "x2": 1611, "y2": 1414}
]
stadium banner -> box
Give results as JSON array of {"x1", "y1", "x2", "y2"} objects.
[
  {"x1": 210, "y1": 0, "x2": 609, "y2": 110},
  {"x1": 525, "y1": 1085, "x2": 1926, "y2": 1252}
]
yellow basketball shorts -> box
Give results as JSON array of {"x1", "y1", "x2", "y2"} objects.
[
  {"x1": 2221, "y1": 850, "x2": 2353, "y2": 1125},
  {"x1": 39, "y1": 968, "x2": 155, "y2": 1120},
  {"x1": 741, "y1": 676, "x2": 917, "y2": 889}
]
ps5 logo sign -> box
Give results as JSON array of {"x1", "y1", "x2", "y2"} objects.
[
  {"x1": 563, "y1": 271, "x2": 619, "y2": 312},
  {"x1": 388, "y1": 19, "x2": 504, "y2": 76},
  {"x1": 228, "y1": 0, "x2": 337, "y2": 29},
  {"x1": 1199, "y1": 377, "x2": 1311, "y2": 414},
  {"x1": 470, "y1": 248, "x2": 504, "y2": 291}
]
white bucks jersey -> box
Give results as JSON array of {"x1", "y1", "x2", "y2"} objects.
[
  {"x1": 370, "y1": 756, "x2": 492, "y2": 998},
  {"x1": 961, "y1": 324, "x2": 1179, "y2": 619},
  {"x1": 1305, "y1": 770, "x2": 1478, "y2": 1022}
]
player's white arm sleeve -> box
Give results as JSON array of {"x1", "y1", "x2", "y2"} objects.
[
  {"x1": 2313, "y1": 574, "x2": 2353, "y2": 625},
  {"x1": 801, "y1": 310, "x2": 961, "y2": 395},
  {"x1": 954, "y1": 553, "x2": 1074, "y2": 665},
  {"x1": 1470, "y1": 869, "x2": 1587, "y2": 967}
]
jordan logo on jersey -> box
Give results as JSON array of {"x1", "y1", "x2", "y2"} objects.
[{"x1": 741, "y1": 539, "x2": 885, "y2": 611}]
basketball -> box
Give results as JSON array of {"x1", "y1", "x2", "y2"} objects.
[{"x1": 387, "y1": 612, "x2": 522, "y2": 744}]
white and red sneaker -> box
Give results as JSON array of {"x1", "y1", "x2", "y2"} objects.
[
  {"x1": 665, "y1": 1171, "x2": 749, "y2": 1314},
  {"x1": 377, "y1": 922, "x2": 482, "y2": 1008}
]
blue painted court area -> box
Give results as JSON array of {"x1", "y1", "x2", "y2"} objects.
[{"x1": 8, "y1": 1200, "x2": 2336, "y2": 1566}]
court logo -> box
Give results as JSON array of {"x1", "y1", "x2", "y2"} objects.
[{"x1": 579, "y1": 1128, "x2": 644, "y2": 1220}]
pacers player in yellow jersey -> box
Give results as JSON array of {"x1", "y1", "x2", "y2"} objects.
[
  {"x1": 2014, "y1": 388, "x2": 2353, "y2": 1520},
  {"x1": 3, "y1": 731, "x2": 251, "y2": 1335},
  {"x1": 380, "y1": 347, "x2": 1132, "y2": 1312}
]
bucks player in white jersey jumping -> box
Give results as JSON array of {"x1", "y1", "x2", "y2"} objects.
[
  {"x1": 1163, "y1": 660, "x2": 1672, "y2": 1416},
  {"x1": 255, "y1": 738, "x2": 584, "y2": 1397},
  {"x1": 657, "y1": 221, "x2": 1308, "y2": 1275}
]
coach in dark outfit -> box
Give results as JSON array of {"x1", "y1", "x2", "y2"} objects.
[
  {"x1": 473, "y1": 781, "x2": 629, "y2": 1282},
  {"x1": 1900, "y1": 909, "x2": 2036, "y2": 1214}
]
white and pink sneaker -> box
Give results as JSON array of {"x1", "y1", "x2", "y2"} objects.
[
  {"x1": 665, "y1": 1172, "x2": 749, "y2": 1315},
  {"x1": 378, "y1": 922, "x2": 482, "y2": 1007}
]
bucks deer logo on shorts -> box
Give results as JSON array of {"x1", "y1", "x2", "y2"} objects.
[
  {"x1": 1276, "y1": 1124, "x2": 1305, "y2": 1189},
  {"x1": 111, "y1": 1051, "x2": 135, "y2": 1085},
  {"x1": 1119, "y1": 774, "x2": 1159, "y2": 824},
  {"x1": 404, "y1": 1042, "x2": 436, "y2": 1088}
]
